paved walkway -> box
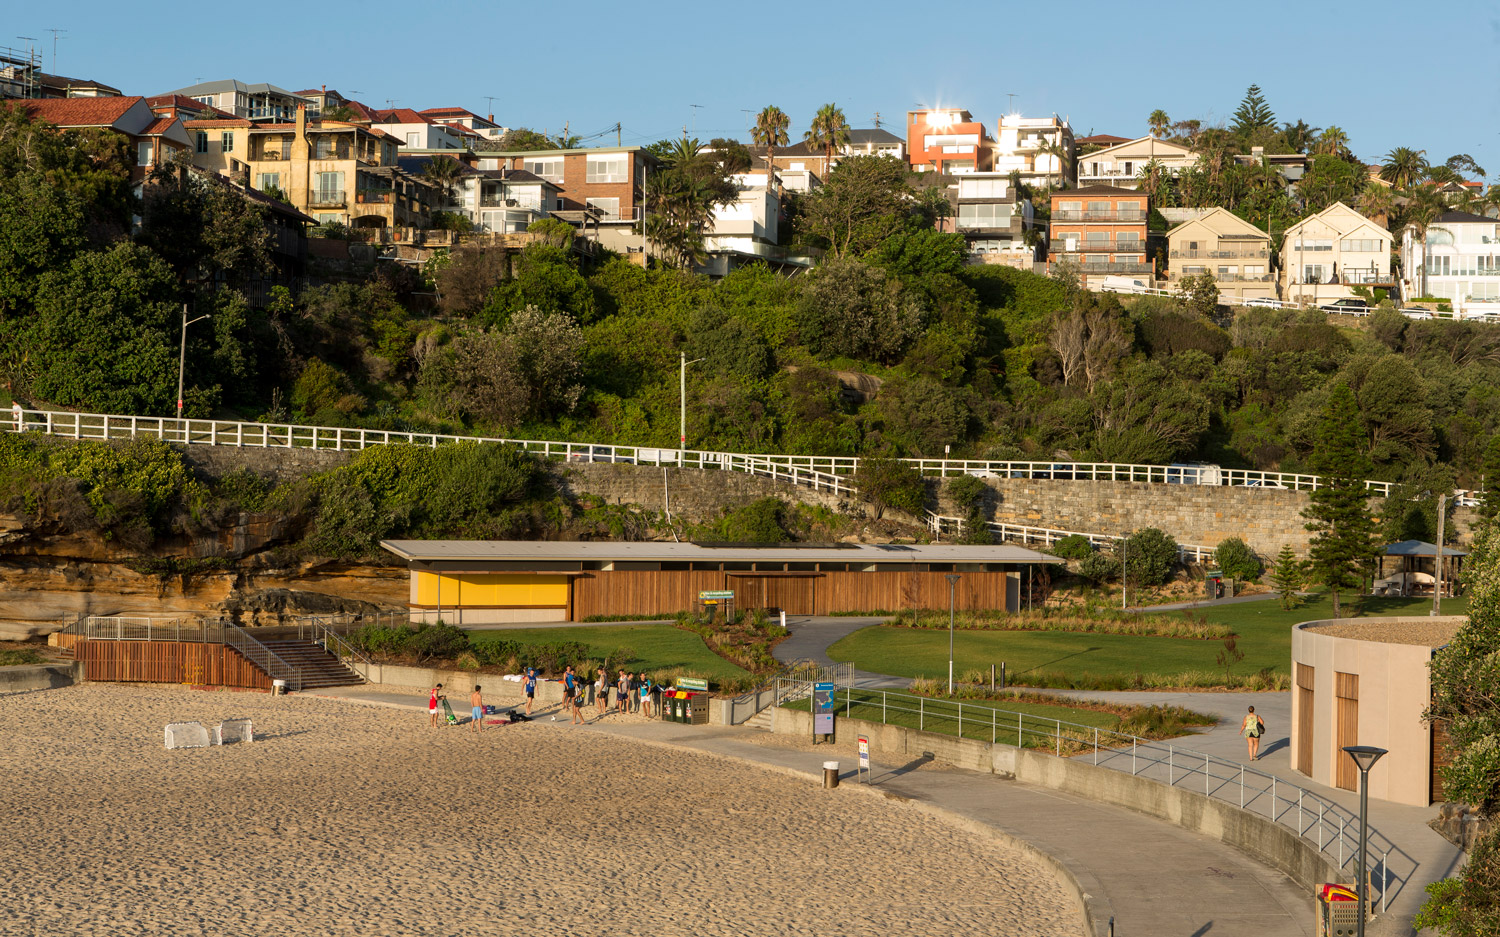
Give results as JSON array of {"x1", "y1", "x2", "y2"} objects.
[
  {"x1": 314, "y1": 685, "x2": 1315, "y2": 937},
  {"x1": 1125, "y1": 592, "x2": 1291, "y2": 613},
  {"x1": 774, "y1": 616, "x2": 911, "y2": 688}
]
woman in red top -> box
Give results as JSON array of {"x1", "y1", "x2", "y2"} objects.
[{"x1": 429, "y1": 683, "x2": 443, "y2": 728}]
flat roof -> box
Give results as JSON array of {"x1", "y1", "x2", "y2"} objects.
[{"x1": 381, "y1": 539, "x2": 1056, "y2": 565}]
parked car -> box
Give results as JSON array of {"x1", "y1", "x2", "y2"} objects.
[
  {"x1": 1243, "y1": 478, "x2": 1289, "y2": 490},
  {"x1": 1099, "y1": 275, "x2": 1153, "y2": 294},
  {"x1": 1243, "y1": 296, "x2": 1283, "y2": 308},
  {"x1": 1319, "y1": 298, "x2": 1371, "y2": 314}
]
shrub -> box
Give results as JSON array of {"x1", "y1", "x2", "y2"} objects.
[
  {"x1": 1078, "y1": 551, "x2": 1120, "y2": 584},
  {"x1": 1050, "y1": 534, "x2": 1094, "y2": 560},
  {"x1": 1122, "y1": 527, "x2": 1179, "y2": 587},
  {"x1": 405, "y1": 623, "x2": 469, "y2": 663},
  {"x1": 1214, "y1": 537, "x2": 1263, "y2": 581},
  {"x1": 854, "y1": 458, "x2": 927, "y2": 519}
]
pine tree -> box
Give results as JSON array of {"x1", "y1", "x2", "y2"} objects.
[
  {"x1": 1302, "y1": 383, "x2": 1377, "y2": 618},
  {"x1": 1271, "y1": 544, "x2": 1303, "y2": 611},
  {"x1": 1231, "y1": 85, "x2": 1277, "y2": 138},
  {"x1": 1478, "y1": 434, "x2": 1500, "y2": 527}
]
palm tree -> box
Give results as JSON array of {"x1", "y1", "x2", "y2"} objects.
[
  {"x1": 1380, "y1": 147, "x2": 1430, "y2": 190},
  {"x1": 751, "y1": 105, "x2": 790, "y2": 182},
  {"x1": 1035, "y1": 138, "x2": 1070, "y2": 188},
  {"x1": 804, "y1": 102, "x2": 851, "y2": 168},
  {"x1": 422, "y1": 155, "x2": 464, "y2": 206},
  {"x1": 1426, "y1": 165, "x2": 1462, "y2": 186},
  {"x1": 1356, "y1": 182, "x2": 1394, "y2": 224},
  {"x1": 1316, "y1": 126, "x2": 1349, "y2": 157},
  {"x1": 1147, "y1": 109, "x2": 1171, "y2": 138},
  {"x1": 1280, "y1": 120, "x2": 1321, "y2": 154}
]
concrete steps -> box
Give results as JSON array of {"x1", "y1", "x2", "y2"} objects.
[{"x1": 259, "y1": 640, "x2": 364, "y2": 690}]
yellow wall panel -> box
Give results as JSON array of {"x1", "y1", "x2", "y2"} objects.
[{"x1": 414, "y1": 572, "x2": 567, "y2": 608}]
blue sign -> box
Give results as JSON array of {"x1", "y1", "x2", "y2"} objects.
[{"x1": 813, "y1": 682, "x2": 835, "y2": 735}]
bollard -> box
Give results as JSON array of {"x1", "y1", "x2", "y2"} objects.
[{"x1": 823, "y1": 761, "x2": 840, "y2": 789}]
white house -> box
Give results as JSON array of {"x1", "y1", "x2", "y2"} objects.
[
  {"x1": 1077, "y1": 135, "x2": 1198, "y2": 189},
  {"x1": 704, "y1": 170, "x2": 779, "y2": 254},
  {"x1": 398, "y1": 154, "x2": 555, "y2": 233},
  {"x1": 164, "y1": 80, "x2": 311, "y2": 121},
  {"x1": 372, "y1": 108, "x2": 465, "y2": 151},
  {"x1": 1281, "y1": 202, "x2": 1395, "y2": 305},
  {"x1": 1401, "y1": 210, "x2": 1500, "y2": 317},
  {"x1": 991, "y1": 114, "x2": 1075, "y2": 188}
]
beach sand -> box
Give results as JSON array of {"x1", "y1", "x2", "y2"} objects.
[{"x1": 0, "y1": 684, "x2": 1079, "y2": 936}]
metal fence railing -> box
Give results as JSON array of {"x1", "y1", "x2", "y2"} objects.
[
  {"x1": 295, "y1": 614, "x2": 374, "y2": 682},
  {"x1": 926, "y1": 512, "x2": 1217, "y2": 563},
  {"x1": 62, "y1": 615, "x2": 301, "y2": 692},
  {"x1": 787, "y1": 684, "x2": 1410, "y2": 910},
  {"x1": 8, "y1": 407, "x2": 1479, "y2": 503}
]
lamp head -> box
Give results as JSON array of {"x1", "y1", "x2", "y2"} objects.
[
  {"x1": 1342, "y1": 745, "x2": 1387, "y2": 773},
  {"x1": 945, "y1": 573, "x2": 961, "y2": 585}
]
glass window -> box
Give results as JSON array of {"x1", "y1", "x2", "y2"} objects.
[
  {"x1": 958, "y1": 178, "x2": 1009, "y2": 199},
  {"x1": 526, "y1": 158, "x2": 565, "y2": 183},
  {"x1": 1184, "y1": 265, "x2": 1206, "y2": 274},
  {"x1": 1087, "y1": 201, "x2": 1112, "y2": 213},
  {"x1": 221, "y1": 131, "x2": 234, "y2": 152},
  {"x1": 315, "y1": 171, "x2": 344, "y2": 202},
  {"x1": 957, "y1": 203, "x2": 1013, "y2": 228},
  {"x1": 257, "y1": 172, "x2": 280, "y2": 191},
  {"x1": 1340, "y1": 238, "x2": 1381, "y2": 252},
  {"x1": 136, "y1": 140, "x2": 152, "y2": 167},
  {"x1": 195, "y1": 131, "x2": 208, "y2": 154},
  {"x1": 314, "y1": 136, "x2": 333, "y2": 159},
  {"x1": 479, "y1": 158, "x2": 500, "y2": 170},
  {"x1": 405, "y1": 132, "x2": 419, "y2": 148},
  {"x1": 1058, "y1": 201, "x2": 1081, "y2": 212},
  {"x1": 586, "y1": 154, "x2": 628, "y2": 183},
  {"x1": 586, "y1": 196, "x2": 621, "y2": 220}
]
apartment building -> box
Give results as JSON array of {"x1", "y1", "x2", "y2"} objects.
[
  {"x1": 1281, "y1": 202, "x2": 1394, "y2": 305},
  {"x1": 371, "y1": 108, "x2": 465, "y2": 150},
  {"x1": 1077, "y1": 136, "x2": 1198, "y2": 189},
  {"x1": 906, "y1": 108, "x2": 993, "y2": 174},
  {"x1": 1048, "y1": 185, "x2": 1152, "y2": 287},
  {"x1": 992, "y1": 115, "x2": 1075, "y2": 189},
  {"x1": 19, "y1": 96, "x2": 190, "y2": 183},
  {"x1": 1400, "y1": 210, "x2": 1500, "y2": 317},
  {"x1": 953, "y1": 173, "x2": 1034, "y2": 261},
  {"x1": 0, "y1": 51, "x2": 121, "y2": 100},
  {"x1": 1165, "y1": 207, "x2": 1274, "y2": 301},
  {"x1": 840, "y1": 128, "x2": 905, "y2": 160},
  {"x1": 165, "y1": 80, "x2": 313, "y2": 121},
  {"x1": 398, "y1": 153, "x2": 557, "y2": 234},
  {"x1": 187, "y1": 107, "x2": 436, "y2": 231},
  {"x1": 420, "y1": 107, "x2": 508, "y2": 142},
  {"x1": 702, "y1": 169, "x2": 779, "y2": 258},
  {"x1": 480, "y1": 145, "x2": 657, "y2": 251}
]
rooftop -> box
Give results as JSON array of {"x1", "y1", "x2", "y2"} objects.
[
  {"x1": 381, "y1": 539, "x2": 1055, "y2": 566},
  {"x1": 165, "y1": 79, "x2": 309, "y2": 100},
  {"x1": 17, "y1": 95, "x2": 144, "y2": 128},
  {"x1": 1303, "y1": 618, "x2": 1463, "y2": 647},
  {"x1": 1382, "y1": 539, "x2": 1468, "y2": 558}
]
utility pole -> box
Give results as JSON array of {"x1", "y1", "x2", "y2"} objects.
[
  {"x1": 679, "y1": 352, "x2": 705, "y2": 449},
  {"x1": 873, "y1": 111, "x2": 881, "y2": 129},
  {"x1": 176, "y1": 304, "x2": 211, "y2": 432},
  {"x1": 1121, "y1": 534, "x2": 1128, "y2": 611}
]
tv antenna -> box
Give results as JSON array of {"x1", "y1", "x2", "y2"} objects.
[
  {"x1": 689, "y1": 104, "x2": 703, "y2": 134},
  {"x1": 873, "y1": 111, "x2": 882, "y2": 128},
  {"x1": 484, "y1": 95, "x2": 498, "y2": 117},
  {"x1": 1007, "y1": 92, "x2": 1017, "y2": 114},
  {"x1": 44, "y1": 28, "x2": 65, "y2": 72},
  {"x1": 740, "y1": 108, "x2": 753, "y2": 135}
]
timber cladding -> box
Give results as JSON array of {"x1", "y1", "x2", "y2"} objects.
[
  {"x1": 569, "y1": 570, "x2": 1011, "y2": 618},
  {"x1": 77, "y1": 640, "x2": 272, "y2": 689}
]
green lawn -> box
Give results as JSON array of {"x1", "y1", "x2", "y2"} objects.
[
  {"x1": 467, "y1": 624, "x2": 751, "y2": 684},
  {"x1": 783, "y1": 688, "x2": 1147, "y2": 749},
  {"x1": 827, "y1": 594, "x2": 1466, "y2": 687}
]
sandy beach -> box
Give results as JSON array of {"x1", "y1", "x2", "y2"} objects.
[{"x1": 0, "y1": 684, "x2": 1079, "y2": 936}]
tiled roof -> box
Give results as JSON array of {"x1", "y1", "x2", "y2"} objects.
[
  {"x1": 847, "y1": 128, "x2": 903, "y2": 145},
  {"x1": 19, "y1": 95, "x2": 144, "y2": 128},
  {"x1": 373, "y1": 108, "x2": 431, "y2": 124},
  {"x1": 141, "y1": 117, "x2": 181, "y2": 135},
  {"x1": 419, "y1": 106, "x2": 480, "y2": 119},
  {"x1": 183, "y1": 118, "x2": 253, "y2": 129},
  {"x1": 1076, "y1": 134, "x2": 1130, "y2": 145}
]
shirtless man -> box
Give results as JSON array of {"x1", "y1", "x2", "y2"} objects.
[{"x1": 470, "y1": 685, "x2": 484, "y2": 734}]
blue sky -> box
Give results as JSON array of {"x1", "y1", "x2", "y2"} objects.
[{"x1": 14, "y1": 0, "x2": 1500, "y2": 174}]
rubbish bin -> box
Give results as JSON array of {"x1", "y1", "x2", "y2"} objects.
[
  {"x1": 823, "y1": 761, "x2": 840, "y2": 789},
  {"x1": 1316, "y1": 884, "x2": 1361, "y2": 937},
  {"x1": 272, "y1": 680, "x2": 286, "y2": 696}
]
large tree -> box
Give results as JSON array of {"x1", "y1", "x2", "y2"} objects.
[
  {"x1": 642, "y1": 137, "x2": 737, "y2": 269},
  {"x1": 751, "y1": 105, "x2": 790, "y2": 178},
  {"x1": 803, "y1": 102, "x2": 850, "y2": 164},
  {"x1": 1302, "y1": 382, "x2": 1378, "y2": 617},
  {"x1": 1231, "y1": 85, "x2": 1277, "y2": 138},
  {"x1": 799, "y1": 155, "x2": 925, "y2": 258},
  {"x1": 1147, "y1": 109, "x2": 1171, "y2": 138},
  {"x1": 1380, "y1": 147, "x2": 1430, "y2": 190}
]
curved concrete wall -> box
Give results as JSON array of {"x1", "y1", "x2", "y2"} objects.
[{"x1": 1290, "y1": 618, "x2": 1463, "y2": 806}]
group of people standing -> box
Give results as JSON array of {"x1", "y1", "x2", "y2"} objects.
[{"x1": 431, "y1": 667, "x2": 668, "y2": 729}]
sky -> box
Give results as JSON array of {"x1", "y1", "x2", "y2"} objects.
[{"x1": 12, "y1": 0, "x2": 1500, "y2": 173}]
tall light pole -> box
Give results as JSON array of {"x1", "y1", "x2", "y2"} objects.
[
  {"x1": 1121, "y1": 533, "x2": 1129, "y2": 611},
  {"x1": 679, "y1": 352, "x2": 705, "y2": 450},
  {"x1": 176, "y1": 304, "x2": 211, "y2": 434},
  {"x1": 945, "y1": 573, "x2": 961, "y2": 695},
  {"x1": 1432, "y1": 493, "x2": 1447, "y2": 616},
  {"x1": 1342, "y1": 745, "x2": 1387, "y2": 937}
]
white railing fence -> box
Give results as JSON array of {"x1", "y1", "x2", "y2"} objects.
[
  {"x1": 796, "y1": 684, "x2": 1410, "y2": 910},
  {"x1": 926, "y1": 512, "x2": 1216, "y2": 563},
  {"x1": 8, "y1": 408, "x2": 1470, "y2": 503}
]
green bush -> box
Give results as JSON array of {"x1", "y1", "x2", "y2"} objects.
[
  {"x1": 404, "y1": 623, "x2": 470, "y2": 662},
  {"x1": 1050, "y1": 534, "x2": 1094, "y2": 560},
  {"x1": 1078, "y1": 551, "x2": 1120, "y2": 584},
  {"x1": 1214, "y1": 537, "x2": 1263, "y2": 581},
  {"x1": 1123, "y1": 527, "x2": 1179, "y2": 587}
]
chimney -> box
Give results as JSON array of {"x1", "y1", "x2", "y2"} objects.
[
  {"x1": 296, "y1": 104, "x2": 306, "y2": 136},
  {"x1": 488, "y1": 113, "x2": 494, "y2": 123}
]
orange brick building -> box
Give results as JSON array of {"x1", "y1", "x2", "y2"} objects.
[
  {"x1": 905, "y1": 108, "x2": 993, "y2": 174},
  {"x1": 1047, "y1": 184, "x2": 1153, "y2": 287}
]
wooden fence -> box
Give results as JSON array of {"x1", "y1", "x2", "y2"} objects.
[{"x1": 76, "y1": 639, "x2": 272, "y2": 689}]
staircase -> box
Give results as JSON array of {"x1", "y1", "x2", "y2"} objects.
[
  {"x1": 743, "y1": 707, "x2": 775, "y2": 730},
  {"x1": 258, "y1": 640, "x2": 365, "y2": 690}
]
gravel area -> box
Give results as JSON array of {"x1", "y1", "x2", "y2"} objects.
[{"x1": 1305, "y1": 618, "x2": 1463, "y2": 646}]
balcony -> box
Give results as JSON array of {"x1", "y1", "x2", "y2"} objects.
[
  {"x1": 1052, "y1": 241, "x2": 1146, "y2": 255},
  {"x1": 1171, "y1": 271, "x2": 1274, "y2": 283},
  {"x1": 479, "y1": 195, "x2": 542, "y2": 210},
  {"x1": 1052, "y1": 210, "x2": 1147, "y2": 222},
  {"x1": 355, "y1": 189, "x2": 392, "y2": 204},
  {"x1": 1171, "y1": 248, "x2": 1270, "y2": 259},
  {"x1": 308, "y1": 189, "x2": 346, "y2": 208},
  {"x1": 1072, "y1": 261, "x2": 1154, "y2": 274}
]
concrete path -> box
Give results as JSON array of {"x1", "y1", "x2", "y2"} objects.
[
  {"x1": 1126, "y1": 592, "x2": 1293, "y2": 614},
  {"x1": 773, "y1": 616, "x2": 910, "y2": 688},
  {"x1": 313, "y1": 685, "x2": 1315, "y2": 937}
]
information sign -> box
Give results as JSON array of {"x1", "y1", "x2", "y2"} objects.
[
  {"x1": 813, "y1": 682, "x2": 835, "y2": 736},
  {"x1": 677, "y1": 677, "x2": 709, "y2": 692}
]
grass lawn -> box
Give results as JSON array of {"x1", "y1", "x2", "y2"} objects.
[
  {"x1": 466, "y1": 624, "x2": 751, "y2": 684},
  {"x1": 827, "y1": 594, "x2": 1466, "y2": 686},
  {"x1": 782, "y1": 688, "x2": 1177, "y2": 749}
]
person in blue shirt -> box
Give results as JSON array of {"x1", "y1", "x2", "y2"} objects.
[
  {"x1": 639, "y1": 674, "x2": 653, "y2": 718},
  {"x1": 523, "y1": 668, "x2": 537, "y2": 717}
]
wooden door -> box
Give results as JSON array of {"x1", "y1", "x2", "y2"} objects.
[
  {"x1": 1295, "y1": 663, "x2": 1315, "y2": 776},
  {"x1": 1335, "y1": 672, "x2": 1359, "y2": 791}
]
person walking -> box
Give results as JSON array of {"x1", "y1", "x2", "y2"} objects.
[
  {"x1": 429, "y1": 683, "x2": 444, "y2": 728},
  {"x1": 630, "y1": 672, "x2": 643, "y2": 713},
  {"x1": 639, "y1": 674, "x2": 653, "y2": 718},
  {"x1": 595, "y1": 668, "x2": 610, "y2": 718},
  {"x1": 1241, "y1": 705, "x2": 1266, "y2": 761},
  {"x1": 570, "y1": 672, "x2": 585, "y2": 725},
  {"x1": 470, "y1": 685, "x2": 485, "y2": 734},
  {"x1": 523, "y1": 668, "x2": 537, "y2": 717},
  {"x1": 616, "y1": 669, "x2": 630, "y2": 715},
  {"x1": 562, "y1": 666, "x2": 576, "y2": 717}
]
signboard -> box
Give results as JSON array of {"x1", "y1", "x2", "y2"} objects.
[
  {"x1": 813, "y1": 682, "x2": 835, "y2": 736},
  {"x1": 858, "y1": 736, "x2": 870, "y2": 770},
  {"x1": 698, "y1": 591, "x2": 734, "y2": 600},
  {"x1": 676, "y1": 677, "x2": 709, "y2": 692}
]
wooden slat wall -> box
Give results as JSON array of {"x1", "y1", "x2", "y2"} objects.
[
  {"x1": 568, "y1": 569, "x2": 1015, "y2": 618},
  {"x1": 77, "y1": 640, "x2": 272, "y2": 689},
  {"x1": 1335, "y1": 671, "x2": 1359, "y2": 791},
  {"x1": 1431, "y1": 719, "x2": 1451, "y2": 803},
  {"x1": 1295, "y1": 663, "x2": 1315, "y2": 776}
]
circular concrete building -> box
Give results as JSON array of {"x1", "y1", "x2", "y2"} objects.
[{"x1": 1290, "y1": 617, "x2": 1464, "y2": 806}]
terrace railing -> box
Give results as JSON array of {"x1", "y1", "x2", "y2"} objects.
[
  {"x1": 11, "y1": 407, "x2": 1473, "y2": 504},
  {"x1": 925, "y1": 512, "x2": 1215, "y2": 562},
  {"x1": 794, "y1": 684, "x2": 1411, "y2": 910}
]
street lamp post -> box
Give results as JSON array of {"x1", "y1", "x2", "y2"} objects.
[
  {"x1": 679, "y1": 352, "x2": 705, "y2": 450},
  {"x1": 1342, "y1": 745, "x2": 1387, "y2": 937},
  {"x1": 1432, "y1": 494, "x2": 1447, "y2": 616},
  {"x1": 1121, "y1": 533, "x2": 1128, "y2": 611},
  {"x1": 176, "y1": 303, "x2": 211, "y2": 436},
  {"x1": 945, "y1": 573, "x2": 962, "y2": 696}
]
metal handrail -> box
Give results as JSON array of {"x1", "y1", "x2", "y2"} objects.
[
  {"x1": 296, "y1": 615, "x2": 374, "y2": 677},
  {"x1": 925, "y1": 511, "x2": 1216, "y2": 562},
  {"x1": 8, "y1": 407, "x2": 1466, "y2": 501},
  {"x1": 796, "y1": 683, "x2": 1408, "y2": 909},
  {"x1": 218, "y1": 620, "x2": 300, "y2": 692}
]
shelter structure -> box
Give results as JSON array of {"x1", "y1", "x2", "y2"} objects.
[
  {"x1": 1372, "y1": 540, "x2": 1467, "y2": 597},
  {"x1": 1290, "y1": 617, "x2": 1464, "y2": 806},
  {"x1": 380, "y1": 540, "x2": 1057, "y2": 624}
]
